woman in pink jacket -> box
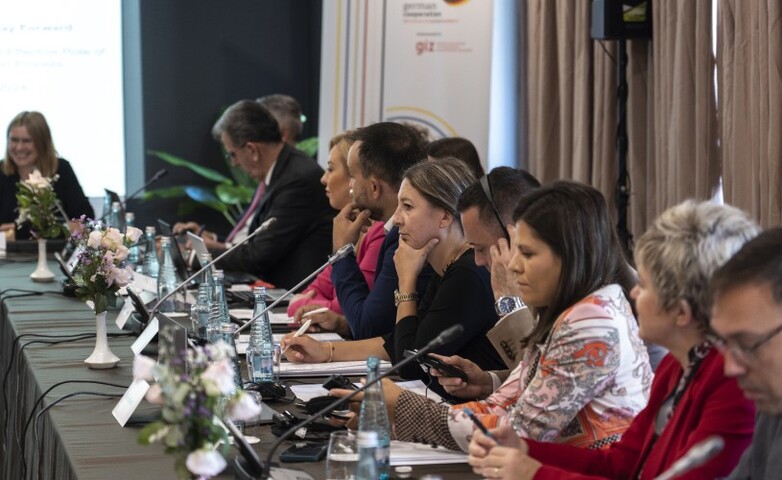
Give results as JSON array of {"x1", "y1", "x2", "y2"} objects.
[{"x1": 286, "y1": 132, "x2": 385, "y2": 324}]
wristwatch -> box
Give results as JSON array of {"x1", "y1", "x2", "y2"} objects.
[
  {"x1": 495, "y1": 296, "x2": 525, "y2": 317},
  {"x1": 394, "y1": 289, "x2": 419, "y2": 307}
]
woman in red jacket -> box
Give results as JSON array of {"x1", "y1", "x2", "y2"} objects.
[{"x1": 468, "y1": 200, "x2": 759, "y2": 480}]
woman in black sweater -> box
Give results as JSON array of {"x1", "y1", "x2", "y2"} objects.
[
  {"x1": 281, "y1": 157, "x2": 504, "y2": 388},
  {"x1": 1, "y1": 111, "x2": 93, "y2": 240}
]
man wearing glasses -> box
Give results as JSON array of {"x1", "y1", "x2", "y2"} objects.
[
  {"x1": 175, "y1": 99, "x2": 333, "y2": 290},
  {"x1": 710, "y1": 227, "x2": 782, "y2": 479}
]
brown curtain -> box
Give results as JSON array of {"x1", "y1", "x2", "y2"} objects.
[
  {"x1": 718, "y1": 0, "x2": 782, "y2": 228},
  {"x1": 524, "y1": 0, "x2": 719, "y2": 241}
]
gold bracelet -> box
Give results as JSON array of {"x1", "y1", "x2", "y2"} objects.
[{"x1": 326, "y1": 341, "x2": 334, "y2": 363}]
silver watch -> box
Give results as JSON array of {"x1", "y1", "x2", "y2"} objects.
[{"x1": 494, "y1": 296, "x2": 525, "y2": 316}]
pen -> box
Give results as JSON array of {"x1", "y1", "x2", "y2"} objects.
[
  {"x1": 463, "y1": 408, "x2": 494, "y2": 440},
  {"x1": 281, "y1": 319, "x2": 311, "y2": 354},
  {"x1": 286, "y1": 307, "x2": 329, "y2": 324}
]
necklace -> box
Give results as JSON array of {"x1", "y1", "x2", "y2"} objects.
[{"x1": 443, "y1": 242, "x2": 469, "y2": 274}]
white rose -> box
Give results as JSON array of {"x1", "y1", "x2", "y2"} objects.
[
  {"x1": 132, "y1": 355, "x2": 157, "y2": 381},
  {"x1": 87, "y1": 230, "x2": 103, "y2": 249},
  {"x1": 124, "y1": 226, "x2": 143, "y2": 243},
  {"x1": 25, "y1": 170, "x2": 51, "y2": 190},
  {"x1": 201, "y1": 359, "x2": 236, "y2": 396},
  {"x1": 227, "y1": 391, "x2": 262, "y2": 421},
  {"x1": 101, "y1": 228, "x2": 124, "y2": 250},
  {"x1": 185, "y1": 448, "x2": 227, "y2": 477},
  {"x1": 114, "y1": 244, "x2": 129, "y2": 262}
]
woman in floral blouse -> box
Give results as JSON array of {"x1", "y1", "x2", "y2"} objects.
[
  {"x1": 468, "y1": 200, "x2": 758, "y2": 479},
  {"x1": 333, "y1": 181, "x2": 653, "y2": 452}
]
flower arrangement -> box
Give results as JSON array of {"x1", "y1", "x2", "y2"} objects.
[
  {"x1": 135, "y1": 332, "x2": 261, "y2": 479},
  {"x1": 68, "y1": 217, "x2": 142, "y2": 314},
  {"x1": 15, "y1": 169, "x2": 68, "y2": 239}
]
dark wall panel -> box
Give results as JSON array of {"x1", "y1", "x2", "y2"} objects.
[{"x1": 128, "y1": 0, "x2": 322, "y2": 234}]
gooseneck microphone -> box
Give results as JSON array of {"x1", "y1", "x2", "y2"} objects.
[
  {"x1": 234, "y1": 242, "x2": 356, "y2": 334},
  {"x1": 147, "y1": 217, "x2": 276, "y2": 319},
  {"x1": 653, "y1": 435, "x2": 724, "y2": 480},
  {"x1": 240, "y1": 324, "x2": 466, "y2": 479}
]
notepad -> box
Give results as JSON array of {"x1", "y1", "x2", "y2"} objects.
[
  {"x1": 235, "y1": 332, "x2": 343, "y2": 355},
  {"x1": 389, "y1": 440, "x2": 467, "y2": 465},
  {"x1": 279, "y1": 360, "x2": 391, "y2": 377},
  {"x1": 230, "y1": 309, "x2": 291, "y2": 325}
]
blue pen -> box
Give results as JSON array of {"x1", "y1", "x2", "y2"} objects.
[{"x1": 464, "y1": 408, "x2": 494, "y2": 440}]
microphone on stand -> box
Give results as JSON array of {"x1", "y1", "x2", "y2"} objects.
[
  {"x1": 97, "y1": 169, "x2": 169, "y2": 222},
  {"x1": 230, "y1": 324, "x2": 465, "y2": 479},
  {"x1": 653, "y1": 436, "x2": 724, "y2": 480},
  {"x1": 146, "y1": 217, "x2": 277, "y2": 320},
  {"x1": 234, "y1": 242, "x2": 356, "y2": 335}
]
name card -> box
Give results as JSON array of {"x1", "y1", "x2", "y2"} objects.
[
  {"x1": 115, "y1": 300, "x2": 135, "y2": 329},
  {"x1": 130, "y1": 317, "x2": 159, "y2": 355},
  {"x1": 130, "y1": 272, "x2": 157, "y2": 293},
  {"x1": 111, "y1": 378, "x2": 151, "y2": 427}
]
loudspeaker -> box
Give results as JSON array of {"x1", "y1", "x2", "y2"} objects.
[{"x1": 591, "y1": 0, "x2": 652, "y2": 40}]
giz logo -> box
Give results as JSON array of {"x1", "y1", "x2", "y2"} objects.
[{"x1": 415, "y1": 41, "x2": 434, "y2": 55}]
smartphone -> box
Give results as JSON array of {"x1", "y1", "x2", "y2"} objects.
[
  {"x1": 279, "y1": 442, "x2": 328, "y2": 463},
  {"x1": 403, "y1": 349, "x2": 469, "y2": 382},
  {"x1": 322, "y1": 374, "x2": 358, "y2": 391}
]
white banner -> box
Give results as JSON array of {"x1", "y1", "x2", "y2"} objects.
[{"x1": 318, "y1": 0, "x2": 493, "y2": 166}]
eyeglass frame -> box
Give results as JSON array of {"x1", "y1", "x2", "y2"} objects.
[
  {"x1": 222, "y1": 142, "x2": 248, "y2": 162},
  {"x1": 479, "y1": 175, "x2": 511, "y2": 243},
  {"x1": 708, "y1": 321, "x2": 782, "y2": 364}
]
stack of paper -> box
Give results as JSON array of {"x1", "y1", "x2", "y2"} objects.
[
  {"x1": 289, "y1": 379, "x2": 442, "y2": 403},
  {"x1": 236, "y1": 332, "x2": 343, "y2": 355},
  {"x1": 279, "y1": 360, "x2": 391, "y2": 377},
  {"x1": 230, "y1": 309, "x2": 291, "y2": 325},
  {"x1": 390, "y1": 441, "x2": 467, "y2": 465}
]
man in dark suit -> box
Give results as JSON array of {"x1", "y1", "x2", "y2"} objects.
[
  {"x1": 296, "y1": 122, "x2": 432, "y2": 339},
  {"x1": 179, "y1": 99, "x2": 333, "y2": 290}
]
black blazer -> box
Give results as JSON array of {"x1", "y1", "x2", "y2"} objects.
[
  {"x1": 217, "y1": 144, "x2": 335, "y2": 290},
  {"x1": 0, "y1": 158, "x2": 94, "y2": 239}
]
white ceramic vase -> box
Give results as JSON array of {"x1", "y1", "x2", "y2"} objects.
[
  {"x1": 29, "y1": 238, "x2": 55, "y2": 283},
  {"x1": 84, "y1": 311, "x2": 120, "y2": 369}
]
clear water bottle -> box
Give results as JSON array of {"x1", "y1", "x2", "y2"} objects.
[
  {"x1": 108, "y1": 201, "x2": 125, "y2": 231},
  {"x1": 355, "y1": 431, "x2": 379, "y2": 480},
  {"x1": 220, "y1": 322, "x2": 244, "y2": 391},
  {"x1": 358, "y1": 356, "x2": 391, "y2": 479},
  {"x1": 192, "y1": 283, "x2": 211, "y2": 340},
  {"x1": 125, "y1": 212, "x2": 141, "y2": 266},
  {"x1": 246, "y1": 287, "x2": 275, "y2": 383},
  {"x1": 199, "y1": 252, "x2": 214, "y2": 285},
  {"x1": 141, "y1": 226, "x2": 159, "y2": 278},
  {"x1": 208, "y1": 270, "x2": 230, "y2": 343},
  {"x1": 157, "y1": 236, "x2": 178, "y2": 313},
  {"x1": 101, "y1": 193, "x2": 113, "y2": 221}
]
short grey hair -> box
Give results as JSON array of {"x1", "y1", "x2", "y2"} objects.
[
  {"x1": 634, "y1": 200, "x2": 759, "y2": 328},
  {"x1": 257, "y1": 94, "x2": 303, "y2": 141}
]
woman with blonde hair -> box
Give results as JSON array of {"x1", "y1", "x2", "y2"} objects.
[
  {"x1": 282, "y1": 157, "x2": 504, "y2": 390},
  {"x1": 1, "y1": 111, "x2": 93, "y2": 239},
  {"x1": 286, "y1": 132, "x2": 385, "y2": 331}
]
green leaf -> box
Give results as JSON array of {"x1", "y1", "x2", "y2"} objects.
[
  {"x1": 142, "y1": 186, "x2": 189, "y2": 200},
  {"x1": 296, "y1": 136, "x2": 319, "y2": 157},
  {"x1": 138, "y1": 420, "x2": 168, "y2": 445},
  {"x1": 215, "y1": 184, "x2": 254, "y2": 205},
  {"x1": 148, "y1": 150, "x2": 231, "y2": 183}
]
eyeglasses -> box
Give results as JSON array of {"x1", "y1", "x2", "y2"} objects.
[
  {"x1": 479, "y1": 175, "x2": 511, "y2": 242},
  {"x1": 708, "y1": 322, "x2": 782, "y2": 365},
  {"x1": 222, "y1": 142, "x2": 248, "y2": 162}
]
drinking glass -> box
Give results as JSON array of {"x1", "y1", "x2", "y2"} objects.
[{"x1": 326, "y1": 430, "x2": 358, "y2": 480}]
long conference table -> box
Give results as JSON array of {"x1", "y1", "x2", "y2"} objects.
[{"x1": 0, "y1": 255, "x2": 478, "y2": 479}]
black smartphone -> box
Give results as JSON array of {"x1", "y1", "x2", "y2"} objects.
[
  {"x1": 403, "y1": 349, "x2": 469, "y2": 382},
  {"x1": 279, "y1": 442, "x2": 328, "y2": 463},
  {"x1": 322, "y1": 374, "x2": 358, "y2": 391}
]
